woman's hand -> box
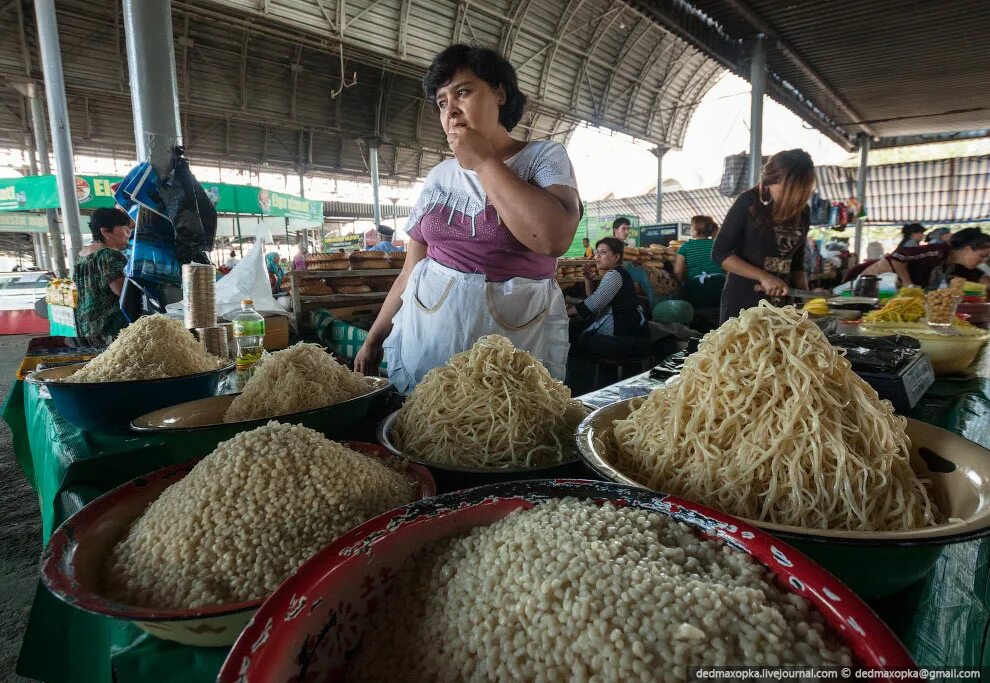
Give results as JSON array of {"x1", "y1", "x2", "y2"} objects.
[
  {"x1": 566, "y1": 304, "x2": 578, "y2": 317},
  {"x1": 756, "y1": 273, "x2": 789, "y2": 297},
  {"x1": 353, "y1": 341, "x2": 384, "y2": 376},
  {"x1": 582, "y1": 264, "x2": 597, "y2": 281},
  {"x1": 447, "y1": 127, "x2": 496, "y2": 171}
]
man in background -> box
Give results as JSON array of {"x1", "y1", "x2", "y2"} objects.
[
  {"x1": 612, "y1": 217, "x2": 632, "y2": 246},
  {"x1": 368, "y1": 225, "x2": 403, "y2": 253},
  {"x1": 224, "y1": 250, "x2": 239, "y2": 269}
]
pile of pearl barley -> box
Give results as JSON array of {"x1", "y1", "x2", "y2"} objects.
[
  {"x1": 103, "y1": 422, "x2": 417, "y2": 609},
  {"x1": 347, "y1": 499, "x2": 853, "y2": 682}
]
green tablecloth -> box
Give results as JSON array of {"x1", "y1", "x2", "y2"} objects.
[{"x1": 4, "y1": 374, "x2": 990, "y2": 681}]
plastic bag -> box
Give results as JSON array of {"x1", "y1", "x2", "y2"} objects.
[{"x1": 165, "y1": 231, "x2": 288, "y2": 320}]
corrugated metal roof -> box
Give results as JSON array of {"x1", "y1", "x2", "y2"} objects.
[
  {"x1": 1, "y1": 0, "x2": 730, "y2": 186},
  {"x1": 689, "y1": 0, "x2": 990, "y2": 143},
  {"x1": 588, "y1": 155, "x2": 990, "y2": 225}
]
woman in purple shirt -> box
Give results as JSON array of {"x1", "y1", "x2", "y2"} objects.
[{"x1": 354, "y1": 44, "x2": 582, "y2": 393}]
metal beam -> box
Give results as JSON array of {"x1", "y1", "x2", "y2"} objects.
[
  {"x1": 123, "y1": 0, "x2": 182, "y2": 173},
  {"x1": 34, "y1": 0, "x2": 83, "y2": 266},
  {"x1": 853, "y1": 133, "x2": 870, "y2": 261},
  {"x1": 239, "y1": 30, "x2": 250, "y2": 112},
  {"x1": 368, "y1": 139, "x2": 382, "y2": 226},
  {"x1": 26, "y1": 83, "x2": 67, "y2": 277},
  {"x1": 748, "y1": 35, "x2": 766, "y2": 188},
  {"x1": 397, "y1": 0, "x2": 412, "y2": 58},
  {"x1": 721, "y1": 0, "x2": 877, "y2": 139}
]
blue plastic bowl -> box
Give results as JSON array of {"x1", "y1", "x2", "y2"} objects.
[{"x1": 26, "y1": 362, "x2": 234, "y2": 434}]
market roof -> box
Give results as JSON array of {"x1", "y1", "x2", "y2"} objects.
[
  {"x1": 0, "y1": 0, "x2": 725, "y2": 182},
  {"x1": 588, "y1": 155, "x2": 990, "y2": 225},
  {"x1": 633, "y1": 0, "x2": 990, "y2": 150}
]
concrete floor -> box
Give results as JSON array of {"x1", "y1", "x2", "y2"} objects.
[{"x1": 0, "y1": 335, "x2": 42, "y2": 682}]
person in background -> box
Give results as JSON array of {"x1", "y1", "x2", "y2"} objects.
[
  {"x1": 866, "y1": 241, "x2": 885, "y2": 260},
  {"x1": 74, "y1": 208, "x2": 133, "y2": 343},
  {"x1": 674, "y1": 215, "x2": 725, "y2": 309},
  {"x1": 612, "y1": 217, "x2": 632, "y2": 246},
  {"x1": 889, "y1": 227, "x2": 990, "y2": 287},
  {"x1": 712, "y1": 149, "x2": 815, "y2": 323},
  {"x1": 368, "y1": 225, "x2": 404, "y2": 253},
  {"x1": 925, "y1": 227, "x2": 951, "y2": 245},
  {"x1": 582, "y1": 237, "x2": 593, "y2": 259},
  {"x1": 224, "y1": 250, "x2": 239, "y2": 269},
  {"x1": 265, "y1": 251, "x2": 285, "y2": 294},
  {"x1": 567, "y1": 237, "x2": 648, "y2": 354},
  {"x1": 353, "y1": 43, "x2": 581, "y2": 391},
  {"x1": 292, "y1": 241, "x2": 308, "y2": 270},
  {"x1": 898, "y1": 223, "x2": 925, "y2": 249}
]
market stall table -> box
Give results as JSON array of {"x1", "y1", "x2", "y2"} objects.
[{"x1": 4, "y1": 347, "x2": 990, "y2": 681}]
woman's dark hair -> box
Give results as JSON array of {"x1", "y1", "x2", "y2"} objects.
[
  {"x1": 760, "y1": 149, "x2": 815, "y2": 225},
  {"x1": 596, "y1": 237, "x2": 625, "y2": 263},
  {"x1": 423, "y1": 44, "x2": 526, "y2": 132},
  {"x1": 949, "y1": 227, "x2": 990, "y2": 251},
  {"x1": 690, "y1": 215, "x2": 718, "y2": 238},
  {"x1": 901, "y1": 223, "x2": 925, "y2": 240},
  {"x1": 88, "y1": 208, "x2": 131, "y2": 243}
]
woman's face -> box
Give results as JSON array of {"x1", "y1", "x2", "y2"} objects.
[
  {"x1": 959, "y1": 245, "x2": 990, "y2": 269},
  {"x1": 594, "y1": 244, "x2": 621, "y2": 271},
  {"x1": 101, "y1": 224, "x2": 132, "y2": 250},
  {"x1": 435, "y1": 68, "x2": 504, "y2": 137}
]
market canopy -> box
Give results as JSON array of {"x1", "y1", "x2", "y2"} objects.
[
  {"x1": 0, "y1": 0, "x2": 724, "y2": 184},
  {"x1": 0, "y1": 175, "x2": 323, "y2": 225},
  {"x1": 632, "y1": 0, "x2": 990, "y2": 149}
]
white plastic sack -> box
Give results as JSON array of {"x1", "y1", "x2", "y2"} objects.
[{"x1": 165, "y1": 229, "x2": 289, "y2": 320}]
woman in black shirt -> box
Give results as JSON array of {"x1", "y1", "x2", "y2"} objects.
[{"x1": 712, "y1": 149, "x2": 815, "y2": 323}]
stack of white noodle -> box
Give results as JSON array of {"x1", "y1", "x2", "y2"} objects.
[
  {"x1": 613, "y1": 302, "x2": 939, "y2": 531},
  {"x1": 393, "y1": 335, "x2": 587, "y2": 468}
]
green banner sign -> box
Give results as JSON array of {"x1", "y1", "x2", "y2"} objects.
[
  {"x1": 325, "y1": 234, "x2": 364, "y2": 250},
  {"x1": 0, "y1": 213, "x2": 49, "y2": 233},
  {"x1": 0, "y1": 175, "x2": 323, "y2": 221},
  {"x1": 0, "y1": 175, "x2": 120, "y2": 212}
]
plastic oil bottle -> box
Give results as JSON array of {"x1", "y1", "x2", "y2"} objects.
[{"x1": 231, "y1": 299, "x2": 265, "y2": 388}]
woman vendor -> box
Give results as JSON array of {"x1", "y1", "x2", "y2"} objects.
[
  {"x1": 712, "y1": 149, "x2": 815, "y2": 323},
  {"x1": 353, "y1": 44, "x2": 581, "y2": 392},
  {"x1": 74, "y1": 208, "x2": 133, "y2": 343},
  {"x1": 567, "y1": 237, "x2": 649, "y2": 355},
  {"x1": 888, "y1": 227, "x2": 990, "y2": 287},
  {"x1": 674, "y1": 215, "x2": 724, "y2": 309}
]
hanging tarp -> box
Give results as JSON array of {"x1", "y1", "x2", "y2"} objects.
[{"x1": 0, "y1": 175, "x2": 323, "y2": 221}]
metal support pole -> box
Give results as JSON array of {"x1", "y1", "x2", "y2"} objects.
[
  {"x1": 299, "y1": 171, "x2": 306, "y2": 198},
  {"x1": 748, "y1": 34, "x2": 767, "y2": 189},
  {"x1": 34, "y1": 0, "x2": 83, "y2": 268},
  {"x1": 853, "y1": 133, "x2": 871, "y2": 262},
  {"x1": 368, "y1": 142, "x2": 382, "y2": 227},
  {"x1": 26, "y1": 87, "x2": 65, "y2": 276},
  {"x1": 236, "y1": 212, "x2": 244, "y2": 258},
  {"x1": 652, "y1": 146, "x2": 668, "y2": 223},
  {"x1": 122, "y1": 0, "x2": 182, "y2": 173}
]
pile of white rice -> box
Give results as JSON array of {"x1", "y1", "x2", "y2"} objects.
[
  {"x1": 66, "y1": 314, "x2": 225, "y2": 383},
  {"x1": 103, "y1": 422, "x2": 417, "y2": 609},
  {"x1": 224, "y1": 343, "x2": 369, "y2": 422},
  {"x1": 347, "y1": 499, "x2": 853, "y2": 681}
]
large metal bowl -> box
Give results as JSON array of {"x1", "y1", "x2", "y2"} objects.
[
  {"x1": 377, "y1": 409, "x2": 589, "y2": 492},
  {"x1": 40, "y1": 442, "x2": 435, "y2": 647},
  {"x1": 26, "y1": 361, "x2": 234, "y2": 434},
  {"x1": 576, "y1": 397, "x2": 990, "y2": 597},
  {"x1": 131, "y1": 376, "x2": 391, "y2": 447}
]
